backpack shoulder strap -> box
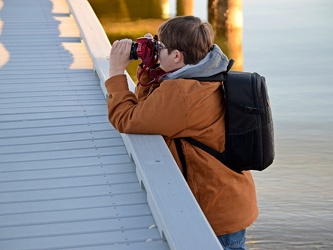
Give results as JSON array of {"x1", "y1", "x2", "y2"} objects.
[
  {"x1": 174, "y1": 138, "x2": 188, "y2": 181},
  {"x1": 174, "y1": 137, "x2": 227, "y2": 180},
  {"x1": 226, "y1": 59, "x2": 235, "y2": 72},
  {"x1": 183, "y1": 137, "x2": 227, "y2": 165},
  {"x1": 187, "y1": 72, "x2": 225, "y2": 82}
]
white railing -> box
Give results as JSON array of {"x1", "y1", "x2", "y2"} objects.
[{"x1": 66, "y1": 1, "x2": 223, "y2": 249}]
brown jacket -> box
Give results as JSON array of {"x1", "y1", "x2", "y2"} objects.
[{"x1": 105, "y1": 69, "x2": 258, "y2": 236}]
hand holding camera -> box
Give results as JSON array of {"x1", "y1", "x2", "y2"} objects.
[{"x1": 108, "y1": 38, "x2": 132, "y2": 78}]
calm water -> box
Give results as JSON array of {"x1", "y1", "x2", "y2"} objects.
[
  {"x1": 242, "y1": 0, "x2": 333, "y2": 249},
  {"x1": 90, "y1": 0, "x2": 333, "y2": 249}
]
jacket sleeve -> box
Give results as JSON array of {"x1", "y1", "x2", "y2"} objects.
[{"x1": 105, "y1": 74, "x2": 187, "y2": 137}]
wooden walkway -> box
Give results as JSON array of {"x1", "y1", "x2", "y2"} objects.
[{"x1": 0, "y1": 0, "x2": 223, "y2": 249}]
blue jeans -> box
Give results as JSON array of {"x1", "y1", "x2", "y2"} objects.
[{"x1": 217, "y1": 229, "x2": 246, "y2": 250}]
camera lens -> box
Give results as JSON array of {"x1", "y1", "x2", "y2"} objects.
[{"x1": 129, "y1": 42, "x2": 138, "y2": 60}]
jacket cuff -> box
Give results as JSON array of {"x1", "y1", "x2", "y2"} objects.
[{"x1": 105, "y1": 74, "x2": 129, "y2": 93}]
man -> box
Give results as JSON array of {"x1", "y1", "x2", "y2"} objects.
[{"x1": 105, "y1": 16, "x2": 258, "y2": 249}]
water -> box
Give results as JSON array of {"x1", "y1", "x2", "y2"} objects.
[
  {"x1": 89, "y1": 0, "x2": 333, "y2": 248},
  {"x1": 242, "y1": 0, "x2": 333, "y2": 249}
]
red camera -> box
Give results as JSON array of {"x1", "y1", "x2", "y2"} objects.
[{"x1": 130, "y1": 35, "x2": 159, "y2": 67}]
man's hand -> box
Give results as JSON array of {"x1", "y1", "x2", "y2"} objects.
[
  {"x1": 144, "y1": 33, "x2": 153, "y2": 39},
  {"x1": 108, "y1": 39, "x2": 132, "y2": 78}
]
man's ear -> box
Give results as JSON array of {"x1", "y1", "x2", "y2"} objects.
[{"x1": 173, "y1": 50, "x2": 185, "y2": 65}]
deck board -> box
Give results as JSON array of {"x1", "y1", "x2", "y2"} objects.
[{"x1": 0, "y1": 0, "x2": 170, "y2": 249}]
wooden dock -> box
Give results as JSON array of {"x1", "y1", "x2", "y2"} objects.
[{"x1": 0, "y1": 0, "x2": 223, "y2": 249}]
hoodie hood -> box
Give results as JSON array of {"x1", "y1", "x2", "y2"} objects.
[{"x1": 160, "y1": 44, "x2": 229, "y2": 81}]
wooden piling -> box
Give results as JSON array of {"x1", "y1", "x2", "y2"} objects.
[{"x1": 208, "y1": 0, "x2": 243, "y2": 71}]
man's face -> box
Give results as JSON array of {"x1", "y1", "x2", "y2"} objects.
[
  {"x1": 158, "y1": 46, "x2": 185, "y2": 72},
  {"x1": 158, "y1": 48, "x2": 174, "y2": 72}
]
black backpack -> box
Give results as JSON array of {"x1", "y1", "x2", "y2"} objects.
[{"x1": 175, "y1": 59, "x2": 274, "y2": 177}]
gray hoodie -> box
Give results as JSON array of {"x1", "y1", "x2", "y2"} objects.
[{"x1": 160, "y1": 44, "x2": 229, "y2": 80}]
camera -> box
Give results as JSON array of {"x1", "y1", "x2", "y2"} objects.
[{"x1": 130, "y1": 36, "x2": 159, "y2": 67}]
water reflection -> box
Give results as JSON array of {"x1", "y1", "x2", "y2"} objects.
[
  {"x1": 177, "y1": 0, "x2": 193, "y2": 16},
  {"x1": 0, "y1": 2, "x2": 10, "y2": 67},
  {"x1": 208, "y1": 0, "x2": 243, "y2": 71},
  {"x1": 88, "y1": 0, "x2": 243, "y2": 80}
]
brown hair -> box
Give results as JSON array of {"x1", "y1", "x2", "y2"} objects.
[{"x1": 158, "y1": 16, "x2": 215, "y2": 64}]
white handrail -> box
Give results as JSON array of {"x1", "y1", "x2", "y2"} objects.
[{"x1": 66, "y1": 1, "x2": 223, "y2": 249}]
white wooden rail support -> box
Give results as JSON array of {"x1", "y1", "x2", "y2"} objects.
[{"x1": 66, "y1": 0, "x2": 223, "y2": 249}]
